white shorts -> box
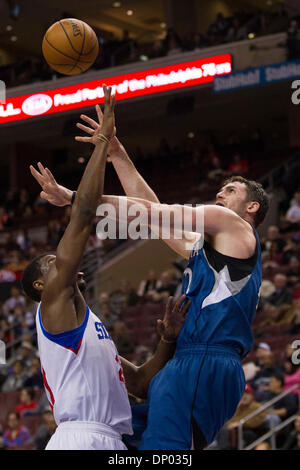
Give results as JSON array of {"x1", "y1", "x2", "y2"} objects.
[{"x1": 46, "y1": 421, "x2": 127, "y2": 450}]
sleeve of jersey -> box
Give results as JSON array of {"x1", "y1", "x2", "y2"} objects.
[{"x1": 38, "y1": 305, "x2": 89, "y2": 355}]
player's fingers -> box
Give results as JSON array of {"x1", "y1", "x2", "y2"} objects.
[
  {"x1": 30, "y1": 165, "x2": 44, "y2": 185},
  {"x1": 181, "y1": 299, "x2": 191, "y2": 318},
  {"x1": 110, "y1": 93, "x2": 116, "y2": 111},
  {"x1": 76, "y1": 123, "x2": 95, "y2": 135},
  {"x1": 80, "y1": 114, "x2": 98, "y2": 129},
  {"x1": 37, "y1": 162, "x2": 47, "y2": 176},
  {"x1": 165, "y1": 296, "x2": 173, "y2": 316},
  {"x1": 96, "y1": 104, "x2": 103, "y2": 121},
  {"x1": 75, "y1": 136, "x2": 92, "y2": 142},
  {"x1": 40, "y1": 191, "x2": 49, "y2": 200},
  {"x1": 45, "y1": 168, "x2": 56, "y2": 184},
  {"x1": 156, "y1": 319, "x2": 164, "y2": 336},
  {"x1": 172, "y1": 294, "x2": 187, "y2": 313}
]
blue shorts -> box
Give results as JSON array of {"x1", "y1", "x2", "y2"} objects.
[{"x1": 139, "y1": 343, "x2": 245, "y2": 450}]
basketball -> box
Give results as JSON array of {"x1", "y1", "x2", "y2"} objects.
[{"x1": 42, "y1": 18, "x2": 99, "y2": 75}]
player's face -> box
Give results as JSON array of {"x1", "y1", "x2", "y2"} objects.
[
  {"x1": 77, "y1": 272, "x2": 86, "y2": 293},
  {"x1": 40, "y1": 255, "x2": 86, "y2": 291},
  {"x1": 215, "y1": 182, "x2": 249, "y2": 217},
  {"x1": 39, "y1": 254, "x2": 56, "y2": 279}
]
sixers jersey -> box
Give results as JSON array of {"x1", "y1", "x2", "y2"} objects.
[
  {"x1": 36, "y1": 304, "x2": 133, "y2": 435},
  {"x1": 178, "y1": 226, "x2": 262, "y2": 359}
]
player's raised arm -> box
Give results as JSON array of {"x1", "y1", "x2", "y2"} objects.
[
  {"x1": 75, "y1": 107, "x2": 199, "y2": 259},
  {"x1": 101, "y1": 195, "x2": 247, "y2": 243},
  {"x1": 31, "y1": 85, "x2": 115, "y2": 298},
  {"x1": 120, "y1": 295, "x2": 191, "y2": 399}
]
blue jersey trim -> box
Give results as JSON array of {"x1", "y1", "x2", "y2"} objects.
[{"x1": 38, "y1": 303, "x2": 89, "y2": 354}]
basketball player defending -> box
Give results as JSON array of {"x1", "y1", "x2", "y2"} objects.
[
  {"x1": 23, "y1": 86, "x2": 191, "y2": 450},
  {"x1": 31, "y1": 106, "x2": 269, "y2": 449}
]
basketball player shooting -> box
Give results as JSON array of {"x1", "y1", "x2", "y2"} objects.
[
  {"x1": 22, "y1": 86, "x2": 191, "y2": 450},
  {"x1": 31, "y1": 105, "x2": 269, "y2": 450}
]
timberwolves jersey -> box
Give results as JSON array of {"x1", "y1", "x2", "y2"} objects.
[
  {"x1": 178, "y1": 225, "x2": 262, "y2": 359},
  {"x1": 36, "y1": 303, "x2": 133, "y2": 436}
]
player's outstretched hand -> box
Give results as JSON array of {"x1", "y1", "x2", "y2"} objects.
[
  {"x1": 157, "y1": 295, "x2": 191, "y2": 343},
  {"x1": 75, "y1": 85, "x2": 118, "y2": 158},
  {"x1": 101, "y1": 85, "x2": 116, "y2": 142},
  {"x1": 30, "y1": 162, "x2": 72, "y2": 207}
]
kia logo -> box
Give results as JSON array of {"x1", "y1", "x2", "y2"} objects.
[{"x1": 22, "y1": 94, "x2": 53, "y2": 116}]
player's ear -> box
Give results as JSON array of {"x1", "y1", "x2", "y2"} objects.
[
  {"x1": 33, "y1": 279, "x2": 44, "y2": 292},
  {"x1": 247, "y1": 201, "x2": 260, "y2": 215}
]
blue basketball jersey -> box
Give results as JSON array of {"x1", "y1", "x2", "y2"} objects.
[{"x1": 178, "y1": 225, "x2": 262, "y2": 359}]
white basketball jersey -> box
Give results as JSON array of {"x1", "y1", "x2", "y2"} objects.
[{"x1": 36, "y1": 303, "x2": 133, "y2": 436}]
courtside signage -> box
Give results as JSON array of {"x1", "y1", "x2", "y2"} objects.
[
  {"x1": 214, "y1": 59, "x2": 300, "y2": 93},
  {"x1": 0, "y1": 54, "x2": 231, "y2": 124}
]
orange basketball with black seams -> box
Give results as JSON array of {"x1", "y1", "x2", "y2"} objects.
[{"x1": 42, "y1": 18, "x2": 99, "y2": 75}]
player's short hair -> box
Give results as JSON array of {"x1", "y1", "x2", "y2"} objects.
[
  {"x1": 222, "y1": 175, "x2": 269, "y2": 227},
  {"x1": 21, "y1": 254, "x2": 47, "y2": 302}
]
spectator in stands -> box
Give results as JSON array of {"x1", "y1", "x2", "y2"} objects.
[
  {"x1": 3, "y1": 287, "x2": 26, "y2": 316},
  {"x1": 148, "y1": 39, "x2": 166, "y2": 59},
  {"x1": 164, "y1": 28, "x2": 182, "y2": 56},
  {"x1": 0, "y1": 317, "x2": 13, "y2": 344},
  {"x1": 46, "y1": 219, "x2": 62, "y2": 248},
  {"x1": 0, "y1": 205, "x2": 8, "y2": 231},
  {"x1": 255, "y1": 343, "x2": 271, "y2": 361},
  {"x1": 288, "y1": 293, "x2": 300, "y2": 335},
  {"x1": 283, "y1": 357, "x2": 300, "y2": 396},
  {"x1": 209, "y1": 12, "x2": 229, "y2": 38},
  {"x1": 0, "y1": 260, "x2": 16, "y2": 283},
  {"x1": 13, "y1": 304, "x2": 29, "y2": 338},
  {"x1": 91, "y1": 292, "x2": 118, "y2": 321},
  {"x1": 111, "y1": 321, "x2": 135, "y2": 357},
  {"x1": 263, "y1": 274, "x2": 293, "y2": 308},
  {"x1": 286, "y1": 257, "x2": 300, "y2": 287},
  {"x1": 34, "y1": 409, "x2": 57, "y2": 450},
  {"x1": 254, "y1": 441, "x2": 271, "y2": 450},
  {"x1": 257, "y1": 279, "x2": 276, "y2": 311},
  {"x1": 16, "y1": 189, "x2": 32, "y2": 219},
  {"x1": 217, "y1": 385, "x2": 267, "y2": 449},
  {"x1": 281, "y1": 413, "x2": 300, "y2": 449},
  {"x1": 286, "y1": 19, "x2": 300, "y2": 60},
  {"x1": 259, "y1": 374, "x2": 298, "y2": 421},
  {"x1": 257, "y1": 303, "x2": 285, "y2": 329},
  {"x1": 149, "y1": 270, "x2": 178, "y2": 302},
  {"x1": 282, "y1": 236, "x2": 300, "y2": 265},
  {"x1": 228, "y1": 153, "x2": 249, "y2": 176},
  {"x1": 110, "y1": 279, "x2": 139, "y2": 314},
  {"x1": 11, "y1": 340, "x2": 37, "y2": 373},
  {"x1": 137, "y1": 269, "x2": 159, "y2": 299},
  {"x1": 32, "y1": 392, "x2": 50, "y2": 415},
  {"x1": 23, "y1": 357, "x2": 43, "y2": 389},
  {"x1": 0, "y1": 412, "x2": 31, "y2": 449},
  {"x1": 99, "y1": 302, "x2": 118, "y2": 332},
  {"x1": 260, "y1": 225, "x2": 285, "y2": 253},
  {"x1": 285, "y1": 188, "x2": 300, "y2": 221},
  {"x1": 1, "y1": 359, "x2": 28, "y2": 392},
  {"x1": 15, "y1": 387, "x2": 38, "y2": 416},
  {"x1": 249, "y1": 352, "x2": 283, "y2": 397}
]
